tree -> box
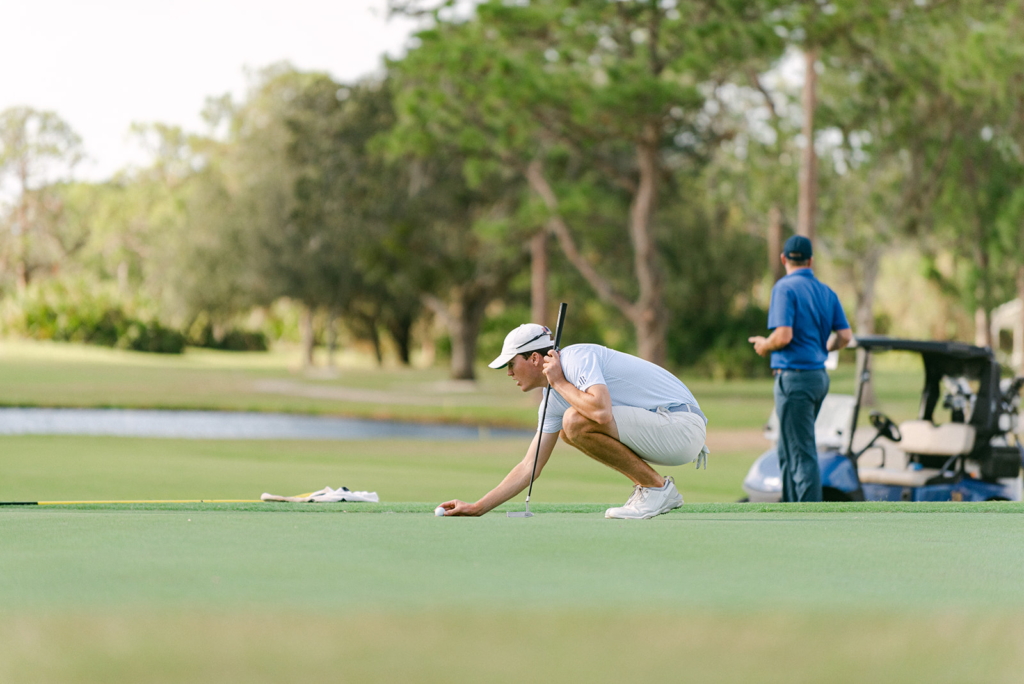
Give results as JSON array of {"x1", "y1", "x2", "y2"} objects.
[
  {"x1": 0, "y1": 107, "x2": 83, "y2": 291},
  {"x1": 392, "y1": 0, "x2": 785, "y2": 366},
  {"x1": 183, "y1": 65, "x2": 371, "y2": 365},
  {"x1": 285, "y1": 77, "x2": 429, "y2": 366},
  {"x1": 815, "y1": 0, "x2": 1024, "y2": 346}
]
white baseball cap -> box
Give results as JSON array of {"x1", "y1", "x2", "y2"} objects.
[{"x1": 488, "y1": 323, "x2": 554, "y2": 369}]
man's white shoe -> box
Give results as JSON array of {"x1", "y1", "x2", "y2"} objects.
[{"x1": 604, "y1": 477, "x2": 684, "y2": 519}]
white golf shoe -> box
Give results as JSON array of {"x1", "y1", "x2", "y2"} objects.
[{"x1": 605, "y1": 477, "x2": 684, "y2": 519}]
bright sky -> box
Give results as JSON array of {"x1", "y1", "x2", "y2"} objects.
[{"x1": 1, "y1": 0, "x2": 420, "y2": 181}]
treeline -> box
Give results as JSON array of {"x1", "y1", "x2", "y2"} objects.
[{"x1": 1, "y1": 0, "x2": 1023, "y2": 378}]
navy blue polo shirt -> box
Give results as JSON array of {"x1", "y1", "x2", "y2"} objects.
[{"x1": 767, "y1": 269, "x2": 850, "y2": 370}]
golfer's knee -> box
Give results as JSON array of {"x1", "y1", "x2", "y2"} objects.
[{"x1": 561, "y1": 408, "x2": 595, "y2": 442}]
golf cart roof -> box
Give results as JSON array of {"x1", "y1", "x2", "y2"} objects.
[
  {"x1": 852, "y1": 336, "x2": 994, "y2": 361},
  {"x1": 850, "y1": 336, "x2": 1002, "y2": 436}
]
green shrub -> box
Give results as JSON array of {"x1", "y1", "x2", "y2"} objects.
[
  {"x1": 187, "y1": 322, "x2": 268, "y2": 351},
  {"x1": 117, "y1": 320, "x2": 187, "y2": 354},
  {"x1": 675, "y1": 305, "x2": 774, "y2": 380},
  {"x1": 4, "y1": 280, "x2": 186, "y2": 354}
]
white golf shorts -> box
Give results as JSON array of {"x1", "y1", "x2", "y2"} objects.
[{"x1": 613, "y1": 405, "x2": 707, "y2": 467}]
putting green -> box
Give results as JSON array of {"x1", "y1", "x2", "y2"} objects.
[
  {"x1": 2, "y1": 506, "x2": 1023, "y2": 683},
  {"x1": 4, "y1": 507, "x2": 1024, "y2": 610}
]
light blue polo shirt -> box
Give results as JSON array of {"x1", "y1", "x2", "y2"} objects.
[
  {"x1": 539, "y1": 344, "x2": 700, "y2": 433},
  {"x1": 767, "y1": 269, "x2": 850, "y2": 370}
]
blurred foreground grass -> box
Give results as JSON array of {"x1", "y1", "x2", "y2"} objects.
[
  {"x1": 0, "y1": 434, "x2": 755, "y2": 503},
  {"x1": 0, "y1": 340, "x2": 925, "y2": 429},
  {"x1": 3, "y1": 611, "x2": 1021, "y2": 684}
]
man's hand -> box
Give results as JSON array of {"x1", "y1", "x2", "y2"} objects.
[
  {"x1": 542, "y1": 349, "x2": 565, "y2": 387},
  {"x1": 748, "y1": 335, "x2": 772, "y2": 357},
  {"x1": 437, "y1": 499, "x2": 480, "y2": 516},
  {"x1": 749, "y1": 326, "x2": 793, "y2": 358}
]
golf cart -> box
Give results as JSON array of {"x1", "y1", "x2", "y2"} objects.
[{"x1": 742, "y1": 336, "x2": 1024, "y2": 502}]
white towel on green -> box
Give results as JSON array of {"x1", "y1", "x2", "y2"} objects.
[{"x1": 261, "y1": 486, "x2": 379, "y2": 503}]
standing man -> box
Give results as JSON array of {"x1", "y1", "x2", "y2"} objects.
[
  {"x1": 749, "y1": 235, "x2": 852, "y2": 502},
  {"x1": 437, "y1": 324, "x2": 710, "y2": 519}
]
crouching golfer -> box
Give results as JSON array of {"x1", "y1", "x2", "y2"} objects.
[{"x1": 438, "y1": 324, "x2": 709, "y2": 519}]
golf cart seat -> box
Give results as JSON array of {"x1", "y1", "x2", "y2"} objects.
[
  {"x1": 897, "y1": 420, "x2": 976, "y2": 457},
  {"x1": 856, "y1": 421, "x2": 975, "y2": 488},
  {"x1": 857, "y1": 466, "x2": 943, "y2": 488}
]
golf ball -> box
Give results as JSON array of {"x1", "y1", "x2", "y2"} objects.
[{"x1": 434, "y1": 506, "x2": 446, "y2": 517}]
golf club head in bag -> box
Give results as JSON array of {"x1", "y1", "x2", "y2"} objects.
[{"x1": 507, "y1": 302, "x2": 567, "y2": 520}]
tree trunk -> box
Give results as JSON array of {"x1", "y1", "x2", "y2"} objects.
[
  {"x1": 970, "y1": 205, "x2": 993, "y2": 349},
  {"x1": 15, "y1": 259, "x2": 27, "y2": 292},
  {"x1": 368, "y1": 321, "x2": 383, "y2": 366},
  {"x1": 1017, "y1": 266, "x2": 1024, "y2": 376},
  {"x1": 14, "y1": 226, "x2": 28, "y2": 293},
  {"x1": 14, "y1": 167, "x2": 29, "y2": 293},
  {"x1": 853, "y1": 247, "x2": 880, "y2": 406},
  {"x1": 797, "y1": 48, "x2": 818, "y2": 245},
  {"x1": 419, "y1": 309, "x2": 437, "y2": 367},
  {"x1": 531, "y1": 229, "x2": 548, "y2": 326},
  {"x1": 628, "y1": 130, "x2": 667, "y2": 366},
  {"x1": 300, "y1": 305, "x2": 315, "y2": 368},
  {"x1": 767, "y1": 205, "x2": 784, "y2": 282},
  {"x1": 387, "y1": 312, "x2": 415, "y2": 366},
  {"x1": 325, "y1": 310, "x2": 338, "y2": 368},
  {"x1": 424, "y1": 289, "x2": 489, "y2": 381},
  {"x1": 975, "y1": 307, "x2": 992, "y2": 349},
  {"x1": 853, "y1": 249, "x2": 880, "y2": 336},
  {"x1": 449, "y1": 311, "x2": 483, "y2": 380},
  {"x1": 635, "y1": 313, "x2": 668, "y2": 365}
]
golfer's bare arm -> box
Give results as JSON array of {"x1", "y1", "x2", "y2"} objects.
[
  {"x1": 439, "y1": 430, "x2": 560, "y2": 516},
  {"x1": 543, "y1": 350, "x2": 613, "y2": 424},
  {"x1": 828, "y1": 328, "x2": 853, "y2": 351}
]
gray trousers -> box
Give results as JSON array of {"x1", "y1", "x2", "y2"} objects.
[{"x1": 773, "y1": 368, "x2": 829, "y2": 502}]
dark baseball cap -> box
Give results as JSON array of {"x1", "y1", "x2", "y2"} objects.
[{"x1": 783, "y1": 235, "x2": 813, "y2": 260}]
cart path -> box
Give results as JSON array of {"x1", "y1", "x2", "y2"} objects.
[{"x1": 705, "y1": 428, "x2": 767, "y2": 452}]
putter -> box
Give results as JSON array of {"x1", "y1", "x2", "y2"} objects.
[{"x1": 508, "y1": 302, "x2": 568, "y2": 519}]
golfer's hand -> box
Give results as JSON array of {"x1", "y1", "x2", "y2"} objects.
[
  {"x1": 748, "y1": 336, "x2": 771, "y2": 358},
  {"x1": 438, "y1": 500, "x2": 480, "y2": 516},
  {"x1": 542, "y1": 349, "x2": 565, "y2": 386}
]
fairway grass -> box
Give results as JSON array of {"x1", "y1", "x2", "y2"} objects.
[
  {"x1": 3, "y1": 508, "x2": 1024, "y2": 683},
  {"x1": 0, "y1": 339, "x2": 928, "y2": 428},
  {"x1": 0, "y1": 434, "x2": 758, "y2": 504}
]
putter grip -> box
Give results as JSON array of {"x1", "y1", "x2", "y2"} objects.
[{"x1": 552, "y1": 302, "x2": 568, "y2": 350}]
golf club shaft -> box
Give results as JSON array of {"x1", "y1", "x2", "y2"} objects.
[{"x1": 524, "y1": 302, "x2": 568, "y2": 504}]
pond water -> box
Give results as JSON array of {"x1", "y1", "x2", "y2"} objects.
[{"x1": 0, "y1": 408, "x2": 533, "y2": 441}]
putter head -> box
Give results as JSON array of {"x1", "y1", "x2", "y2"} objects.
[{"x1": 506, "y1": 511, "x2": 533, "y2": 518}]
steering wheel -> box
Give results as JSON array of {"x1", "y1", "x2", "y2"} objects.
[{"x1": 869, "y1": 411, "x2": 901, "y2": 442}]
